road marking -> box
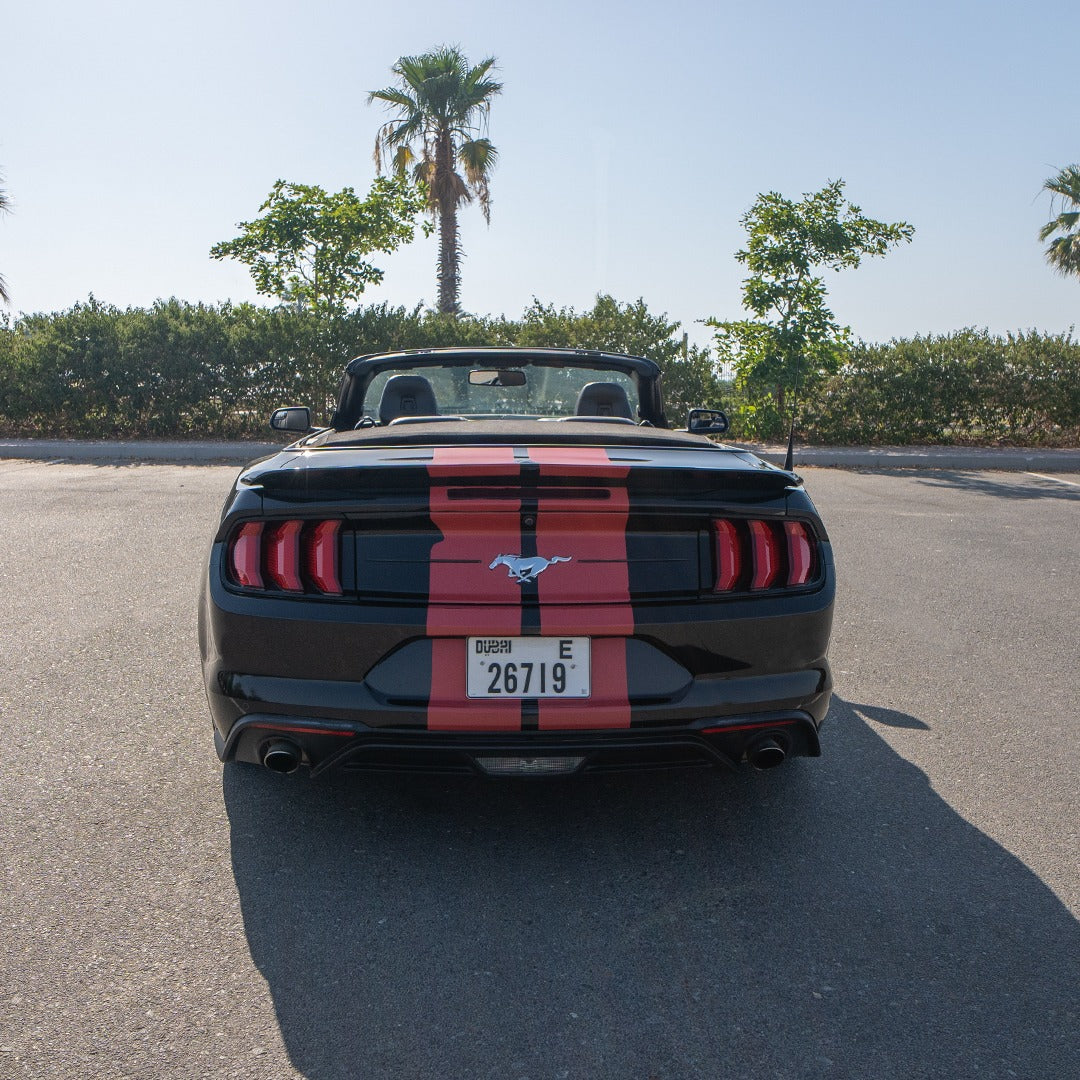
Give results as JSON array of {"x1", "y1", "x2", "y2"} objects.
[{"x1": 1025, "y1": 472, "x2": 1080, "y2": 488}]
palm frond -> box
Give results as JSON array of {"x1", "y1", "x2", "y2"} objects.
[
  {"x1": 0, "y1": 176, "x2": 10, "y2": 304},
  {"x1": 368, "y1": 87, "x2": 418, "y2": 111},
  {"x1": 458, "y1": 138, "x2": 498, "y2": 221},
  {"x1": 392, "y1": 144, "x2": 416, "y2": 177},
  {"x1": 1040, "y1": 166, "x2": 1080, "y2": 278},
  {"x1": 1039, "y1": 211, "x2": 1080, "y2": 242},
  {"x1": 1043, "y1": 165, "x2": 1080, "y2": 206},
  {"x1": 1044, "y1": 234, "x2": 1080, "y2": 276}
]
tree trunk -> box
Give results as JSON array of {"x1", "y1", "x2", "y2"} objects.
[
  {"x1": 435, "y1": 129, "x2": 461, "y2": 316},
  {"x1": 437, "y1": 202, "x2": 460, "y2": 315}
]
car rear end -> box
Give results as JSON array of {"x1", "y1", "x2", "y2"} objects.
[{"x1": 199, "y1": 438, "x2": 834, "y2": 778}]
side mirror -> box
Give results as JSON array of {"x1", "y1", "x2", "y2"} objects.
[
  {"x1": 269, "y1": 406, "x2": 312, "y2": 433},
  {"x1": 687, "y1": 407, "x2": 729, "y2": 435}
]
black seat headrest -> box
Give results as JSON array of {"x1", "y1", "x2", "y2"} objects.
[
  {"x1": 379, "y1": 375, "x2": 438, "y2": 425},
  {"x1": 574, "y1": 381, "x2": 634, "y2": 419}
]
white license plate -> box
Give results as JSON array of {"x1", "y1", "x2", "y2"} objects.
[{"x1": 467, "y1": 637, "x2": 591, "y2": 699}]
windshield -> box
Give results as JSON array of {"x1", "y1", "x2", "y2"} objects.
[{"x1": 360, "y1": 361, "x2": 640, "y2": 421}]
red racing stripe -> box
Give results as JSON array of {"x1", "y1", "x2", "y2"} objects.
[
  {"x1": 428, "y1": 445, "x2": 521, "y2": 478},
  {"x1": 427, "y1": 639, "x2": 521, "y2": 731},
  {"x1": 427, "y1": 446, "x2": 521, "y2": 731},
  {"x1": 528, "y1": 447, "x2": 633, "y2": 730}
]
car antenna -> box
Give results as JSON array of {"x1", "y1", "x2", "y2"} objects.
[{"x1": 783, "y1": 351, "x2": 803, "y2": 473}]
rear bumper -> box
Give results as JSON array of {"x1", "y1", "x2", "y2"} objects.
[
  {"x1": 201, "y1": 544, "x2": 835, "y2": 776},
  {"x1": 217, "y1": 709, "x2": 824, "y2": 777}
]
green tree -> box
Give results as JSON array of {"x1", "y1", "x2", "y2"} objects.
[
  {"x1": 515, "y1": 295, "x2": 722, "y2": 418},
  {"x1": 709, "y1": 179, "x2": 913, "y2": 440},
  {"x1": 210, "y1": 177, "x2": 428, "y2": 313},
  {"x1": 1039, "y1": 164, "x2": 1080, "y2": 278},
  {"x1": 0, "y1": 174, "x2": 11, "y2": 305},
  {"x1": 370, "y1": 46, "x2": 502, "y2": 315}
]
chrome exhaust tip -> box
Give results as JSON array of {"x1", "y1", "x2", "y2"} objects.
[
  {"x1": 261, "y1": 738, "x2": 302, "y2": 775},
  {"x1": 747, "y1": 735, "x2": 787, "y2": 770}
]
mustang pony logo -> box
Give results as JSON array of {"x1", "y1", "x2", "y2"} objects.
[{"x1": 489, "y1": 554, "x2": 572, "y2": 584}]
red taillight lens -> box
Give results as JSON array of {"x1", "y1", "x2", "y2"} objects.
[
  {"x1": 713, "y1": 517, "x2": 818, "y2": 593},
  {"x1": 266, "y1": 520, "x2": 304, "y2": 592},
  {"x1": 229, "y1": 522, "x2": 264, "y2": 588},
  {"x1": 227, "y1": 519, "x2": 343, "y2": 595},
  {"x1": 748, "y1": 520, "x2": 780, "y2": 590},
  {"x1": 784, "y1": 520, "x2": 814, "y2": 586},
  {"x1": 305, "y1": 520, "x2": 342, "y2": 595},
  {"x1": 714, "y1": 519, "x2": 741, "y2": 592}
]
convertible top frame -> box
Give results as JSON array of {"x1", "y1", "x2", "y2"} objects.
[{"x1": 331, "y1": 347, "x2": 668, "y2": 430}]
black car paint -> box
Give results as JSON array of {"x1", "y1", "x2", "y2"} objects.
[{"x1": 199, "y1": 349, "x2": 834, "y2": 777}]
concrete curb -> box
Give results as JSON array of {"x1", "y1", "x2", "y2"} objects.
[
  {"x1": 0, "y1": 440, "x2": 283, "y2": 466},
  {"x1": 735, "y1": 443, "x2": 1080, "y2": 472},
  {"x1": 1, "y1": 438, "x2": 1078, "y2": 471}
]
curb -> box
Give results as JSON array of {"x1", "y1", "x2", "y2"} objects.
[
  {"x1": 737, "y1": 444, "x2": 1080, "y2": 472},
  {"x1": 1, "y1": 438, "x2": 1078, "y2": 471},
  {"x1": 0, "y1": 440, "x2": 283, "y2": 466}
]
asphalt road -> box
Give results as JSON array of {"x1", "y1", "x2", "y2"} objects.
[{"x1": 0, "y1": 461, "x2": 1076, "y2": 1080}]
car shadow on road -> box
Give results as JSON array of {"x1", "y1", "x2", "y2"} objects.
[
  {"x1": 225, "y1": 699, "x2": 1078, "y2": 1080},
  {"x1": 874, "y1": 467, "x2": 1080, "y2": 502}
]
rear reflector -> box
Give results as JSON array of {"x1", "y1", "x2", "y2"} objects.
[
  {"x1": 249, "y1": 722, "x2": 354, "y2": 738},
  {"x1": 702, "y1": 719, "x2": 799, "y2": 735},
  {"x1": 226, "y1": 519, "x2": 343, "y2": 596},
  {"x1": 713, "y1": 518, "x2": 820, "y2": 593}
]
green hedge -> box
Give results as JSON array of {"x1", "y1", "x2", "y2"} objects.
[
  {"x1": 801, "y1": 330, "x2": 1080, "y2": 446},
  {"x1": 0, "y1": 296, "x2": 719, "y2": 438},
  {"x1": 1, "y1": 300, "x2": 1076, "y2": 444}
]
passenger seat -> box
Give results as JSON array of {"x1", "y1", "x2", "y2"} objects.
[{"x1": 574, "y1": 381, "x2": 634, "y2": 419}]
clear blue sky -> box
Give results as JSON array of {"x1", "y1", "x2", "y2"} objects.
[{"x1": 2, "y1": 0, "x2": 1077, "y2": 348}]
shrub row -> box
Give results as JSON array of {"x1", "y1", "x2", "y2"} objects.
[
  {"x1": 0, "y1": 300, "x2": 1076, "y2": 445},
  {"x1": 800, "y1": 330, "x2": 1080, "y2": 445},
  {"x1": 0, "y1": 296, "x2": 719, "y2": 439}
]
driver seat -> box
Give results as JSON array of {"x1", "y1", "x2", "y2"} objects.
[{"x1": 379, "y1": 375, "x2": 438, "y2": 424}]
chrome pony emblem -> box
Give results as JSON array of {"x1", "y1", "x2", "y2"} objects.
[{"x1": 489, "y1": 554, "x2": 572, "y2": 584}]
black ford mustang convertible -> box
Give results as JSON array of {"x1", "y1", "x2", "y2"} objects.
[{"x1": 199, "y1": 348, "x2": 834, "y2": 778}]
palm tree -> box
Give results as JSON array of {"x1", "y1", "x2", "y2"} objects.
[
  {"x1": 370, "y1": 47, "x2": 502, "y2": 314},
  {"x1": 0, "y1": 174, "x2": 10, "y2": 304},
  {"x1": 1039, "y1": 164, "x2": 1080, "y2": 279}
]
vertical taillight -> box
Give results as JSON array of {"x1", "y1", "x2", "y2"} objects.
[
  {"x1": 229, "y1": 522, "x2": 264, "y2": 588},
  {"x1": 714, "y1": 519, "x2": 742, "y2": 592},
  {"x1": 748, "y1": 520, "x2": 780, "y2": 590},
  {"x1": 266, "y1": 520, "x2": 304, "y2": 592},
  {"x1": 784, "y1": 521, "x2": 814, "y2": 586},
  {"x1": 306, "y1": 520, "x2": 342, "y2": 595},
  {"x1": 226, "y1": 519, "x2": 342, "y2": 595}
]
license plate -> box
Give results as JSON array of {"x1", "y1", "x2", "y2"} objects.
[{"x1": 467, "y1": 637, "x2": 590, "y2": 699}]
